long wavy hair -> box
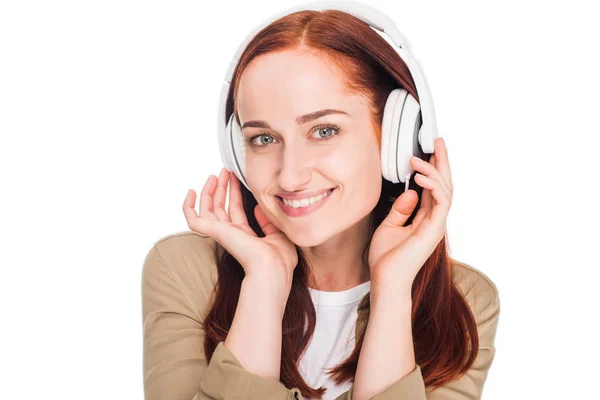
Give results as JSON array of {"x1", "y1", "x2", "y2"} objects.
[{"x1": 202, "y1": 9, "x2": 478, "y2": 399}]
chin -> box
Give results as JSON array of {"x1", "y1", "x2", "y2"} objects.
[{"x1": 283, "y1": 227, "x2": 334, "y2": 248}]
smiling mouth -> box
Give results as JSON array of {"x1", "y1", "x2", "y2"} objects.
[{"x1": 276, "y1": 188, "x2": 336, "y2": 209}]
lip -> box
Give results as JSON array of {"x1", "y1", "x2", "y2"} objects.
[{"x1": 276, "y1": 188, "x2": 336, "y2": 217}]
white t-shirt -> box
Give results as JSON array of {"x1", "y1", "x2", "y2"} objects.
[{"x1": 297, "y1": 280, "x2": 371, "y2": 400}]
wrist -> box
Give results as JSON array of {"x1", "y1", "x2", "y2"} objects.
[
  {"x1": 243, "y1": 272, "x2": 291, "y2": 316},
  {"x1": 370, "y1": 284, "x2": 413, "y2": 311}
]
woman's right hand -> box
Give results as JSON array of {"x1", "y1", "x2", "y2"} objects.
[{"x1": 183, "y1": 167, "x2": 298, "y2": 292}]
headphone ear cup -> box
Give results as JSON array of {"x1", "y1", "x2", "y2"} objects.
[
  {"x1": 230, "y1": 117, "x2": 249, "y2": 189},
  {"x1": 219, "y1": 114, "x2": 234, "y2": 174},
  {"x1": 396, "y1": 93, "x2": 422, "y2": 183},
  {"x1": 381, "y1": 88, "x2": 405, "y2": 183},
  {"x1": 222, "y1": 114, "x2": 250, "y2": 191},
  {"x1": 380, "y1": 88, "x2": 423, "y2": 184}
]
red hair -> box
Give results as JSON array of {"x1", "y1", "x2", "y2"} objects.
[{"x1": 203, "y1": 10, "x2": 478, "y2": 399}]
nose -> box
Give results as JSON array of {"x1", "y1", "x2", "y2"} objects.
[{"x1": 277, "y1": 141, "x2": 312, "y2": 192}]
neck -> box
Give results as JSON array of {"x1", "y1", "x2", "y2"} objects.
[{"x1": 300, "y1": 212, "x2": 375, "y2": 292}]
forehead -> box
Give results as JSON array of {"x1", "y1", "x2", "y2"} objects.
[{"x1": 236, "y1": 49, "x2": 367, "y2": 123}]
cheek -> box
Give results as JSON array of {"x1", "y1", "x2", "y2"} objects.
[
  {"x1": 324, "y1": 141, "x2": 381, "y2": 210},
  {"x1": 322, "y1": 139, "x2": 381, "y2": 183},
  {"x1": 244, "y1": 153, "x2": 273, "y2": 190}
]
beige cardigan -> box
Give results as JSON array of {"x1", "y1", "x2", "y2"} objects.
[{"x1": 141, "y1": 231, "x2": 500, "y2": 400}]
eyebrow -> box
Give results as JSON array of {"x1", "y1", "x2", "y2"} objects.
[{"x1": 241, "y1": 109, "x2": 350, "y2": 130}]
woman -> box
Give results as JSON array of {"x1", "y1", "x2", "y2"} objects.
[{"x1": 141, "y1": 7, "x2": 500, "y2": 400}]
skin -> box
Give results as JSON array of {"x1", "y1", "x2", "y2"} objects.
[{"x1": 235, "y1": 48, "x2": 381, "y2": 291}]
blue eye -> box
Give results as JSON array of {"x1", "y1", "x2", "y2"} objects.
[
  {"x1": 246, "y1": 123, "x2": 342, "y2": 148},
  {"x1": 313, "y1": 125, "x2": 338, "y2": 140}
]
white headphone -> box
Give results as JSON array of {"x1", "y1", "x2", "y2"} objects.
[{"x1": 217, "y1": 0, "x2": 438, "y2": 193}]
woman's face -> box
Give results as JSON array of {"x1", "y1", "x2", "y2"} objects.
[{"x1": 236, "y1": 49, "x2": 382, "y2": 247}]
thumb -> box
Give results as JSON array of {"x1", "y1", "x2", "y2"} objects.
[{"x1": 383, "y1": 189, "x2": 419, "y2": 227}]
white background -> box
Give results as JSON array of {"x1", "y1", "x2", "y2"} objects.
[{"x1": 1, "y1": 0, "x2": 598, "y2": 399}]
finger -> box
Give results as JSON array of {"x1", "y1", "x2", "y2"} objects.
[
  {"x1": 182, "y1": 189, "x2": 213, "y2": 237},
  {"x1": 410, "y1": 155, "x2": 452, "y2": 199},
  {"x1": 198, "y1": 175, "x2": 219, "y2": 221},
  {"x1": 228, "y1": 173, "x2": 254, "y2": 235},
  {"x1": 183, "y1": 189, "x2": 199, "y2": 222},
  {"x1": 414, "y1": 173, "x2": 451, "y2": 207},
  {"x1": 430, "y1": 153, "x2": 453, "y2": 199},
  {"x1": 413, "y1": 173, "x2": 451, "y2": 225},
  {"x1": 412, "y1": 181, "x2": 432, "y2": 227},
  {"x1": 213, "y1": 168, "x2": 231, "y2": 222},
  {"x1": 435, "y1": 137, "x2": 453, "y2": 192},
  {"x1": 383, "y1": 189, "x2": 419, "y2": 227},
  {"x1": 429, "y1": 148, "x2": 452, "y2": 197},
  {"x1": 254, "y1": 203, "x2": 281, "y2": 236}
]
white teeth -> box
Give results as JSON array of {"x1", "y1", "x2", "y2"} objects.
[{"x1": 282, "y1": 189, "x2": 333, "y2": 208}]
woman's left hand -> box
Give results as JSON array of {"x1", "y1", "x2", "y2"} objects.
[{"x1": 368, "y1": 137, "x2": 453, "y2": 294}]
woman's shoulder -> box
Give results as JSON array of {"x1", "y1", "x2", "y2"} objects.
[
  {"x1": 450, "y1": 259, "x2": 500, "y2": 327},
  {"x1": 142, "y1": 231, "x2": 221, "y2": 318},
  {"x1": 151, "y1": 230, "x2": 220, "y2": 257},
  {"x1": 451, "y1": 259, "x2": 499, "y2": 295}
]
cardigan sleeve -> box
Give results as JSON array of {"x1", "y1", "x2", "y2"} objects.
[
  {"x1": 142, "y1": 244, "x2": 304, "y2": 400},
  {"x1": 334, "y1": 277, "x2": 500, "y2": 400}
]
